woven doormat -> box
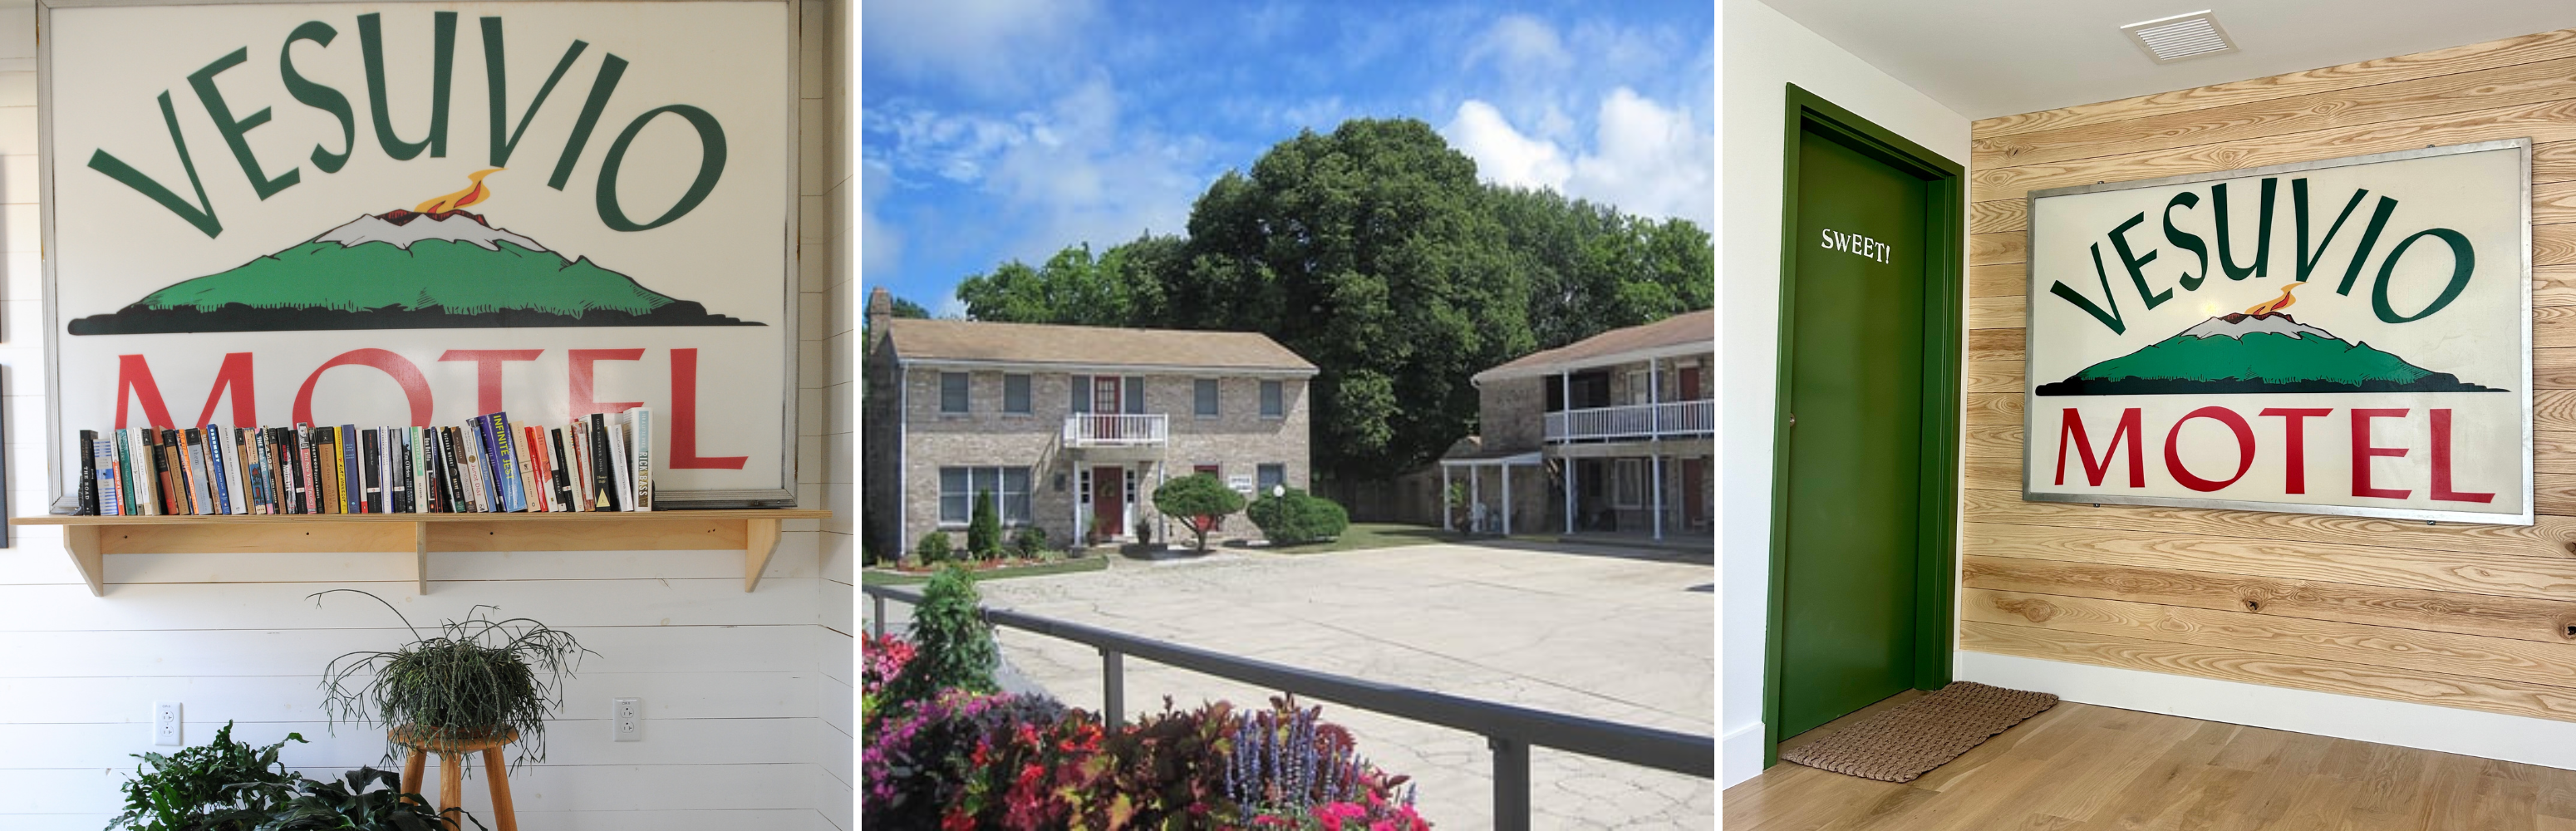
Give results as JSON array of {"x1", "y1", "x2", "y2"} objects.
[{"x1": 1779, "y1": 681, "x2": 2057, "y2": 783}]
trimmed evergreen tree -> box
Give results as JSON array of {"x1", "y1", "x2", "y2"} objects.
[{"x1": 967, "y1": 489, "x2": 1004, "y2": 559}]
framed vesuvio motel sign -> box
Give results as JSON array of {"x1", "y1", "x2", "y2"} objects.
[
  {"x1": 39, "y1": 0, "x2": 801, "y2": 508},
  {"x1": 2024, "y1": 140, "x2": 2533, "y2": 524}
]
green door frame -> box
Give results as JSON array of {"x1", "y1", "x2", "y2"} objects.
[{"x1": 1761, "y1": 83, "x2": 1966, "y2": 767}]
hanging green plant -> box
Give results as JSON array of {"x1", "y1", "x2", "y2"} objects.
[{"x1": 310, "y1": 590, "x2": 596, "y2": 769}]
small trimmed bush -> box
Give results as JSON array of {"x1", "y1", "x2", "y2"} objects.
[
  {"x1": 1010, "y1": 525, "x2": 1048, "y2": 558},
  {"x1": 914, "y1": 531, "x2": 953, "y2": 565},
  {"x1": 889, "y1": 564, "x2": 996, "y2": 703},
  {"x1": 966, "y1": 489, "x2": 1003, "y2": 559},
  {"x1": 1246, "y1": 489, "x2": 1350, "y2": 545},
  {"x1": 1153, "y1": 474, "x2": 1246, "y2": 553}
]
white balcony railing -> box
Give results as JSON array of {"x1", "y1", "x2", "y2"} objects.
[
  {"x1": 1063, "y1": 413, "x2": 1169, "y2": 447},
  {"x1": 1544, "y1": 400, "x2": 1713, "y2": 442}
]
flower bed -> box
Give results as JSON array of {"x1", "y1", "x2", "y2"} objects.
[{"x1": 863, "y1": 632, "x2": 1430, "y2": 830}]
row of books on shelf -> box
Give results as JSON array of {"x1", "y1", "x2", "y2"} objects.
[{"x1": 75, "y1": 408, "x2": 656, "y2": 516}]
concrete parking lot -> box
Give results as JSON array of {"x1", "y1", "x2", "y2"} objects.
[{"x1": 869, "y1": 538, "x2": 1714, "y2": 829}]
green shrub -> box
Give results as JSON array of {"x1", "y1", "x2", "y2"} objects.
[
  {"x1": 111, "y1": 721, "x2": 310, "y2": 831},
  {"x1": 1010, "y1": 525, "x2": 1049, "y2": 558},
  {"x1": 915, "y1": 531, "x2": 953, "y2": 565},
  {"x1": 241, "y1": 767, "x2": 481, "y2": 831},
  {"x1": 967, "y1": 489, "x2": 1004, "y2": 559},
  {"x1": 891, "y1": 564, "x2": 998, "y2": 703},
  {"x1": 1247, "y1": 489, "x2": 1350, "y2": 545},
  {"x1": 1153, "y1": 474, "x2": 1246, "y2": 553}
]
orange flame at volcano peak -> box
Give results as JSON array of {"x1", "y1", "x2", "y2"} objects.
[
  {"x1": 416, "y1": 168, "x2": 504, "y2": 214},
  {"x1": 2244, "y1": 281, "x2": 2302, "y2": 316}
]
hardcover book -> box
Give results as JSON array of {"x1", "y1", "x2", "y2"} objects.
[
  {"x1": 625, "y1": 407, "x2": 654, "y2": 511},
  {"x1": 94, "y1": 437, "x2": 122, "y2": 516},
  {"x1": 77, "y1": 430, "x2": 101, "y2": 515}
]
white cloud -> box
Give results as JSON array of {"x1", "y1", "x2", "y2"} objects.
[
  {"x1": 1443, "y1": 100, "x2": 1571, "y2": 192},
  {"x1": 1567, "y1": 88, "x2": 1713, "y2": 227},
  {"x1": 860, "y1": 160, "x2": 902, "y2": 279},
  {"x1": 1442, "y1": 88, "x2": 1713, "y2": 229},
  {"x1": 980, "y1": 78, "x2": 1204, "y2": 262}
]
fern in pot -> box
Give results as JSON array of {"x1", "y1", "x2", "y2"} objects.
[{"x1": 311, "y1": 590, "x2": 594, "y2": 769}]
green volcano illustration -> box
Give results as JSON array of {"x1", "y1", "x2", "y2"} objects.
[
  {"x1": 70, "y1": 172, "x2": 761, "y2": 335},
  {"x1": 2035, "y1": 310, "x2": 2503, "y2": 396}
]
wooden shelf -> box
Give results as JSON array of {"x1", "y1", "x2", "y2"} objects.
[{"x1": 19, "y1": 509, "x2": 833, "y2": 597}]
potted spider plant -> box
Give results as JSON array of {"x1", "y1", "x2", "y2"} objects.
[{"x1": 310, "y1": 589, "x2": 595, "y2": 769}]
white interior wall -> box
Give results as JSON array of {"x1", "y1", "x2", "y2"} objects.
[
  {"x1": 0, "y1": 1, "x2": 855, "y2": 829},
  {"x1": 1718, "y1": 0, "x2": 1969, "y2": 789}
]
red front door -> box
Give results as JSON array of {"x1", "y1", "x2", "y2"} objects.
[
  {"x1": 1094, "y1": 466, "x2": 1126, "y2": 539},
  {"x1": 1679, "y1": 366, "x2": 1703, "y2": 399},
  {"x1": 1680, "y1": 458, "x2": 1709, "y2": 528}
]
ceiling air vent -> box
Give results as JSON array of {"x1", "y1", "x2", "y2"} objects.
[{"x1": 2122, "y1": 11, "x2": 2237, "y2": 64}]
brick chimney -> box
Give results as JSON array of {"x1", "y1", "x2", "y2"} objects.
[{"x1": 865, "y1": 286, "x2": 893, "y2": 344}]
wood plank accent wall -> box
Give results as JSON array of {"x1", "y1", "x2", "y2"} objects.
[{"x1": 1961, "y1": 28, "x2": 2576, "y2": 724}]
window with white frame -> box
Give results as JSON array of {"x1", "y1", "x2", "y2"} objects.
[
  {"x1": 938, "y1": 467, "x2": 1032, "y2": 525},
  {"x1": 1194, "y1": 379, "x2": 1219, "y2": 417},
  {"x1": 1260, "y1": 380, "x2": 1284, "y2": 418},
  {"x1": 1624, "y1": 370, "x2": 1651, "y2": 406},
  {"x1": 1613, "y1": 458, "x2": 1645, "y2": 509},
  {"x1": 941, "y1": 371, "x2": 970, "y2": 413},
  {"x1": 1257, "y1": 464, "x2": 1286, "y2": 492}
]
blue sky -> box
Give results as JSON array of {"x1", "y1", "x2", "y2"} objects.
[{"x1": 859, "y1": 0, "x2": 1716, "y2": 315}]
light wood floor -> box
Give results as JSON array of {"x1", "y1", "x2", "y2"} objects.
[{"x1": 1726, "y1": 701, "x2": 2576, "y2": 830}]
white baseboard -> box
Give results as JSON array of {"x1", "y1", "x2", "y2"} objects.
[
  {"x1": 1958, "y1": 651, "x2": 2576, "y2": 771},
  {"x1": 1720, "y1": 720, "x2": 1766, "y2": 789}
]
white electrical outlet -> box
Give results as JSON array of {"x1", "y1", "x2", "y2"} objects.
[
  {"x1": 154, "y1": 702, "x2": 182, "y2": 745},
  {"x1": 613, "y1": 698, "x2": 642, "y2": 741}
]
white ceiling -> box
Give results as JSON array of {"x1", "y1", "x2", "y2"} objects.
[{"x1": 1757, "y1": 0, "x2": 2576, "y2": 120}]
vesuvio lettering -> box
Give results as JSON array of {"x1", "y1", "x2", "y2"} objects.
[
  {"x1": 111, "y1": 347, "x2": 747, "y2": 470},
  {"x1": 87, "y1": 13, "x2": 725, "y2": 238},
  {"x1": 1819, "y1": 229, "x2": 1890, "y2": 263},
  {"x1": 2048, "y1": 175, "x2": 2473, "y2": 332},
  {"x1": 2053, "y1": 406, "x2": 2494, "y2": 503}
]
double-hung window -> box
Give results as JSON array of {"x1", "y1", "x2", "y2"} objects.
[
  {"x1": 1612, "y1": 459, "x2": 1645, "y2": 509},
  {"x1": 940, "y1": 371, "x2": 970, "y2": 414},
  {"x1": 1194, "y1": 379, "x2": 1220, "y2": 418},
  {"x1": 1257, "y1": 464, "x2": 1286, "y2": 493},
  {"x1": 938, "y1": 467, "x2": 1032, "y2": 526},
  {"x1": 1003, "y1": 374, "x2": 1032, "y2": 414},
  {"x1": 1260, "y1": 380, "x2": 1285, "y2": 419}
]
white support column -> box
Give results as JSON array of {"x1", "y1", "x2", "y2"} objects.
[
  {"x1": 1649, "y1": 356, "x2": 1662, "y2": 434},
  {"x1": 1073, "y1": 464, "x2": 1086, "y2": 545},
  {"x1": 1562, "y1": 457, "x2": 1576, "y2": 534},
  {"x1": 1442, "y1": 464, "x2": 1453, "y2": 532},
  {"x1": 1651, "y1": 453, "x2": 1665, "y2": 541},
  {"x1": 1471, "y1": 465, "x2": 1482, "y2": 534},
  {"x1": 1502, "y1": 464, "x2": 1513, "y2": 536},
  {"x1": 1561, "y1": 371, "x2": 1575, "y2": 534}
]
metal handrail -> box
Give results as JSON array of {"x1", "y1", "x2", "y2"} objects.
[{"x1": 864, "y1": 583, "x2": 1713, "y2": 831}]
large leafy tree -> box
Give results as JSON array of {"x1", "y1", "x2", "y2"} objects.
[
  {"x1": 1172, "y1": 119, "x2": 1535, "y2": 480},
  {"x1": 949, "y1": 117, "x2": 1713, "y2": 487}
]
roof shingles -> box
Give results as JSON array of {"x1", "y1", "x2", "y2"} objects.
[{"x1": 885, "y1": 318, "x2": 1317, "y2": 374}]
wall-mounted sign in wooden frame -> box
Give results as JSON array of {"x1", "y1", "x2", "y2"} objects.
[
  {"x1": 38, "y1": 0, "x2": 803, "y2": 510},
  {"x1": 2023, "y1": 140, "x2": 2532, "y2": 525}
]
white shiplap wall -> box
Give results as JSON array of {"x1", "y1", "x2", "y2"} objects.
[{"x1": 0, "y1": 2, "x2": 855, "y2": 829}]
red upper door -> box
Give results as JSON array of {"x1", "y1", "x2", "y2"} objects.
[{"x1": 1679, "y1": 366, "x2": 1703, "y2": 399}]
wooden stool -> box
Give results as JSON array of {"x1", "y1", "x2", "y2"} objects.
[{"x1": 391, "y1": 726, "x2": 519, "y2": 831}]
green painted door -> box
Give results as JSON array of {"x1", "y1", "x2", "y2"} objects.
[{"x1": 1778, "y1": 126, "x2": 1931, "y2": 740}]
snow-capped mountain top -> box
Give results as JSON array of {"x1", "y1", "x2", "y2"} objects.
[
  {"x1": 2179, "y1": 312, "x2": 2338, "y2": 342},
  {"x1": 312, "y1": 210, "x2": 548, "y2": 253}
]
